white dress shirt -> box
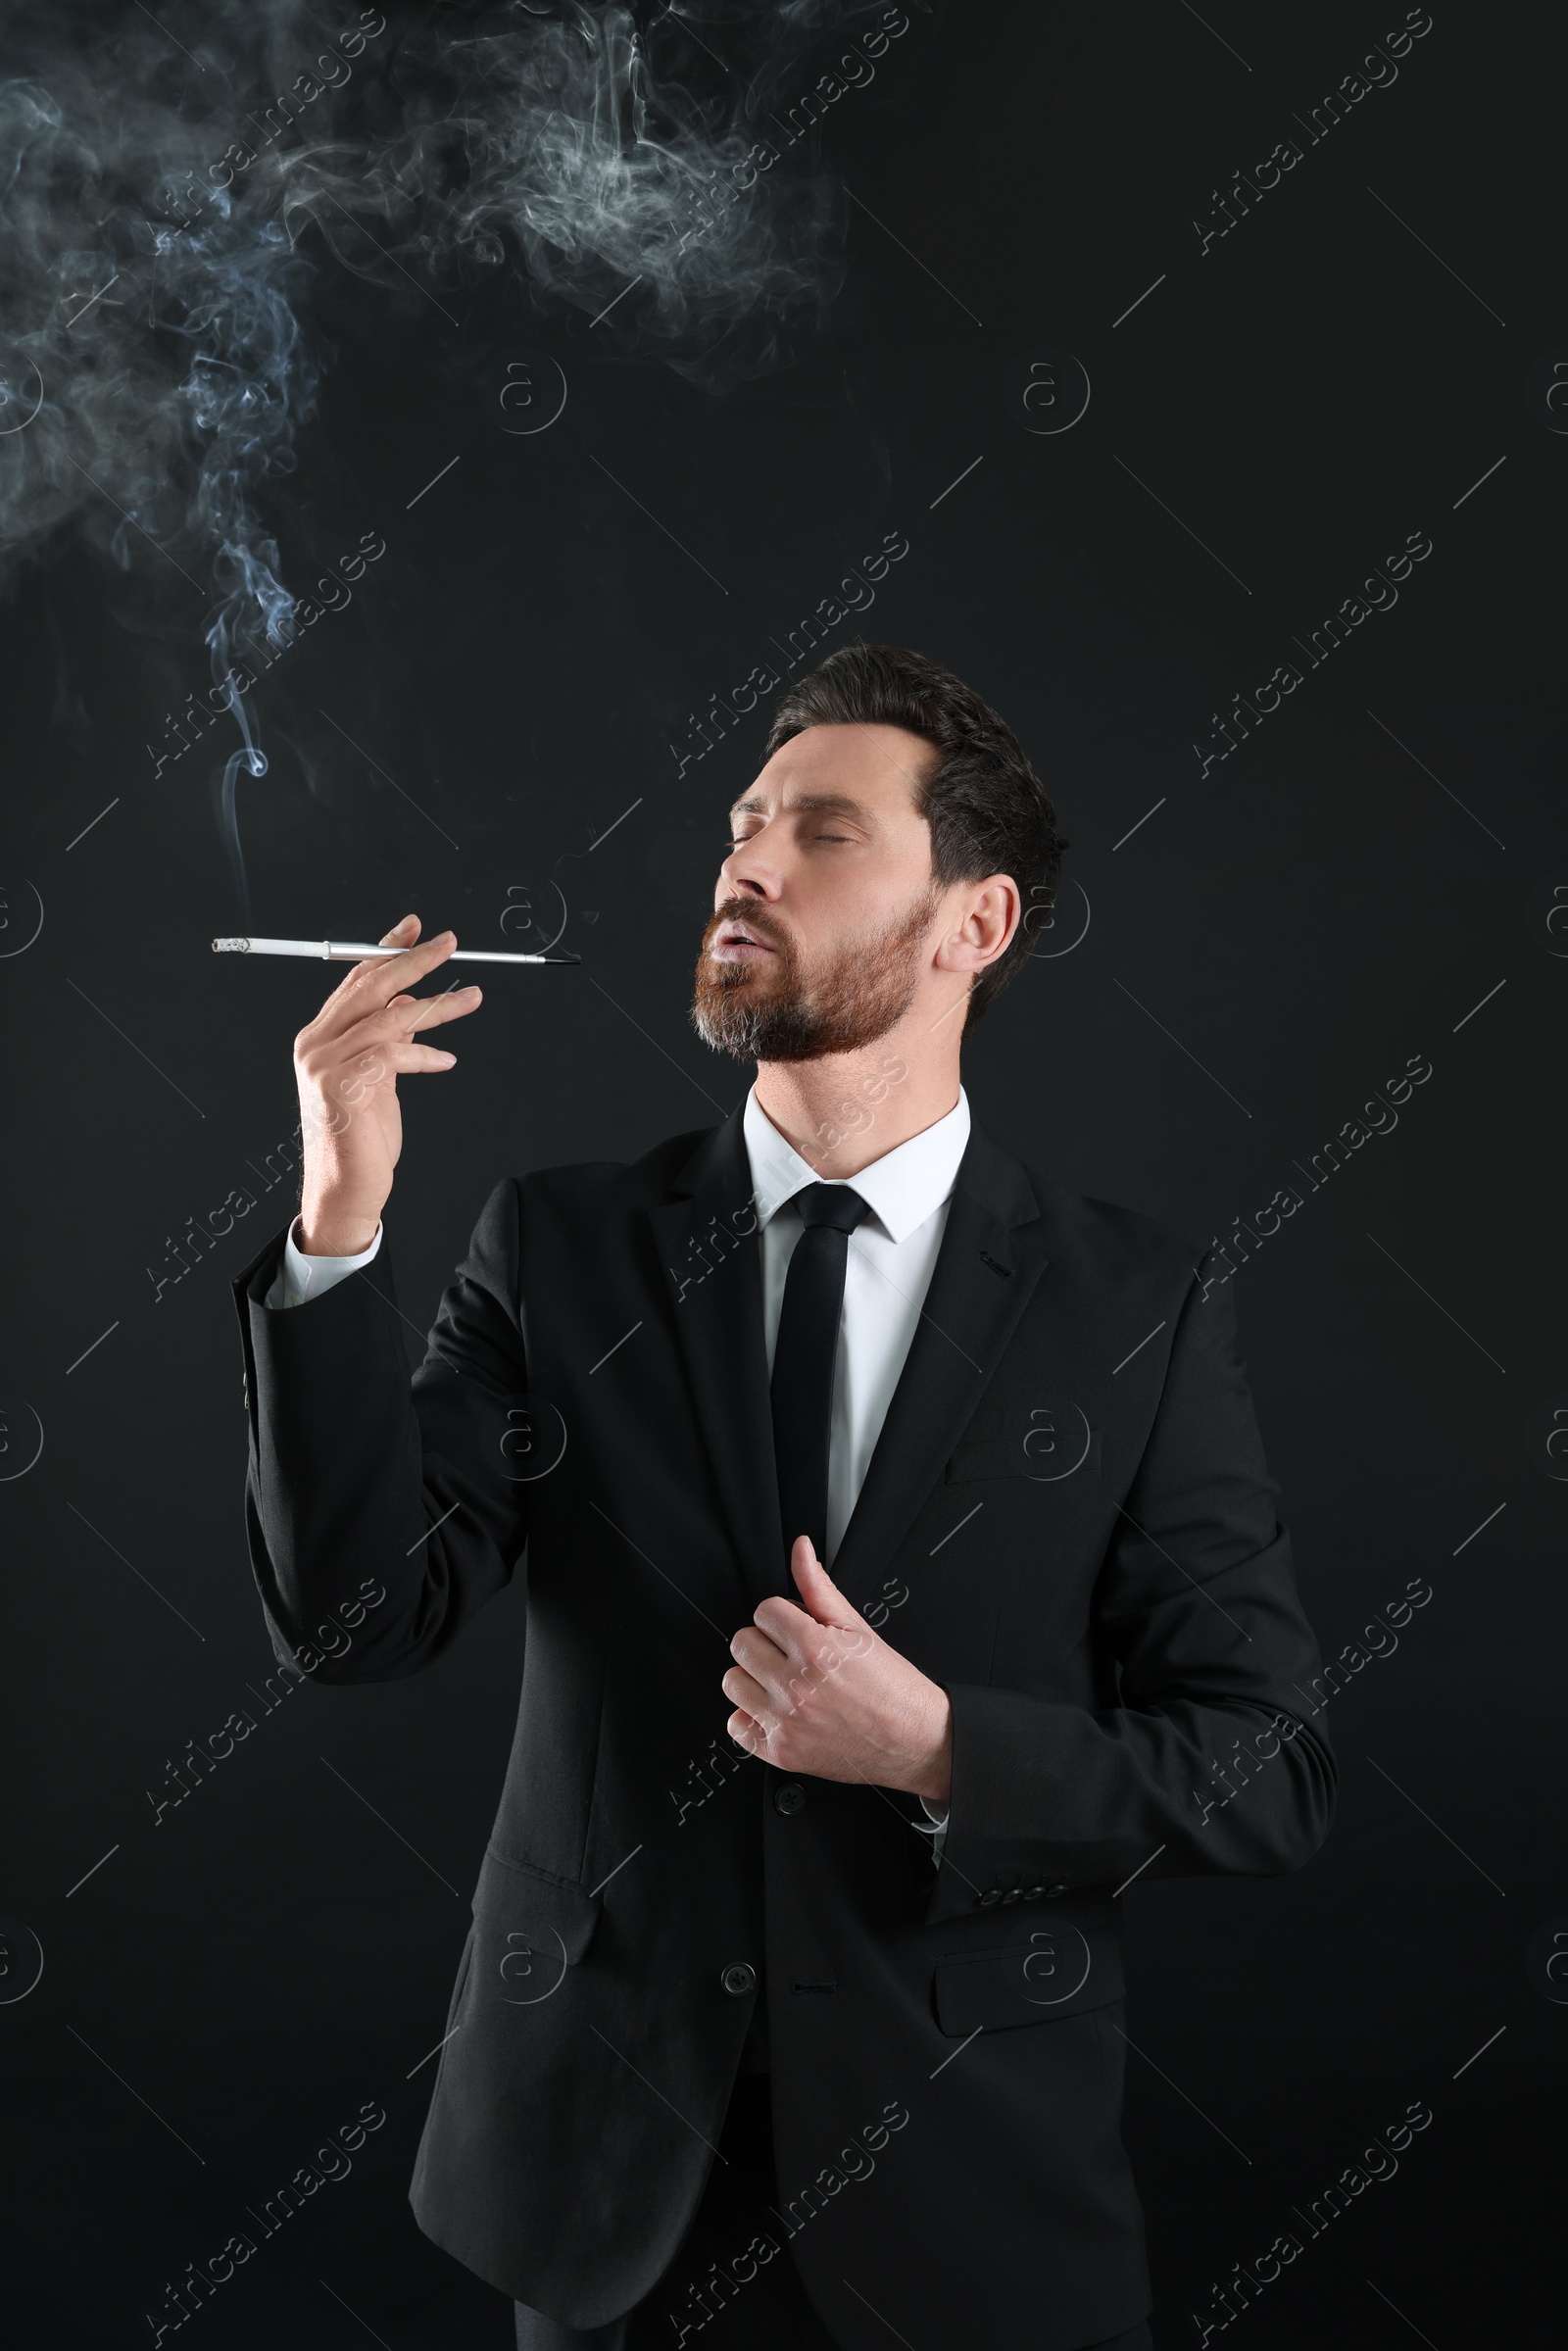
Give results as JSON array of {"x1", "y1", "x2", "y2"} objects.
[
  {"x1": 741, "y1": 1085, "x2": 969, "y2": 1567},
  {"x1": 267, "y1": 1084, "x2": 970, "y2": 1840}
]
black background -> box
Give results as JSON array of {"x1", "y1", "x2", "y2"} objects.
[{"x1": 2, "y1": 2, "x2": 1563, "y2": 2343}]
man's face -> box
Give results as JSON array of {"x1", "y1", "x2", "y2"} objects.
[{"x1": 691, "y1": 721, "x2": 949, "y2": 1063}]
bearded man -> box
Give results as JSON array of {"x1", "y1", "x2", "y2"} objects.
[{"x1": 231, "y1": 642, "x2": 1335, "y2": 2351}]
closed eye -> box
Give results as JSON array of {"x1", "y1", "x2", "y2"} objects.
[{"x1": 724, "y1": 832, "x2": 854, "y2": 846}]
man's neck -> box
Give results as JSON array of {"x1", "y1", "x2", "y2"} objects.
[{"x1": 753, "y1": 1023, "x2": 963, "y2": 1180}]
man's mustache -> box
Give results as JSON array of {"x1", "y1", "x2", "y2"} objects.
[{"x1": 709, "y1": 901, "x2": 794, "y2": 956}]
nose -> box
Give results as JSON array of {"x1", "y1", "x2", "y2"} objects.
[{"x1": 718, "y1": 826, "x2": 779, "y2": 906}]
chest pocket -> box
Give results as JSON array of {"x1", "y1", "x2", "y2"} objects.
[{"x1": 947, "y1": 1392, "x2": 1102, "y2": 1485}]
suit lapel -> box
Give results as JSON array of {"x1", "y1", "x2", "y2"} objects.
[
  {"x1": 827, "y1": 1121, "x2": 1051, "y2": 1611},
  {"x1": 649, "y1": 1106, "x2": 783, "y2": 1613},
  {"x1": 648, "y1": 1107, "x2": 1053, "y2": 1619}
]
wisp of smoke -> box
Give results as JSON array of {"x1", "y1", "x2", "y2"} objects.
[{"x1": 0, "y1": 0, "x2": 905, "y2": 898}]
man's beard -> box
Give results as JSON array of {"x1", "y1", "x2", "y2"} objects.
[{"x1": 690, "y1": 885, "x2": 940, "y2": 1063}]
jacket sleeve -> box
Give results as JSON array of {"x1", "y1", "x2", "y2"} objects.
[
  {"x1": 925, "y1": 1264, "x2": 1337, "y2": 1924},
  {"x1": 231, "y1": 1178, "x2": 532, "y2": 1683}
]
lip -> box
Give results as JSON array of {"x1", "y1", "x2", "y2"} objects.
[{"x1": 710, "y1": 920, "x2": 777, "y2": 961}]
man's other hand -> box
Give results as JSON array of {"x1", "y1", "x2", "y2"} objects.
[{"x1": 722, "y1": 1536, "x2": 953, "y2": 1805}]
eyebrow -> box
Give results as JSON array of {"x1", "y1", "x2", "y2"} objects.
[{"x1": 728, "y1": 791, "x2": 874, "y2": 821}]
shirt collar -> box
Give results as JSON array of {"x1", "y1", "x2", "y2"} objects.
[{"x1": 742, "y1": 1084, "x2": 971, "y2": 1246}]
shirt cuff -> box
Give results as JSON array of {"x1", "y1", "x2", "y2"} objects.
[{"x1": 267, "y1": 1217, "x2": 384, "y2": 1308}]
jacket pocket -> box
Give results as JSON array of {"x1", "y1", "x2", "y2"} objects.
[
  {"x1": 471, "y1": 1842, "x2": 603, "y2": 1986},
  {"x1": 932, "y1": 1921, "x2": 1123, "y2": 2035}
]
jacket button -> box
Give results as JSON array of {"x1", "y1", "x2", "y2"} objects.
[
  {"x1": 1024, "y1": 1886, "x2": 1045, "y2": 1900},
  {"x1": 721, "y1": 1962, "x2": 757, "y2": 1996},
  {"x1": 1002, "y1": 1887, "x2": 1021, "y2": 1904},
  {"x1": 978, "y1": 1888, "x2": 1001, "y2": 1907},
  {"x1": 1045, "y1": 1882, "x2": 1069, "y2": 1898},
  {"x1": 773, "y1": 1781, "x2": 807, "y2": 1816}
]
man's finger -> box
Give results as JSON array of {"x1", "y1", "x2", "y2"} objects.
[
  {"x1": 397, "y1": 985, "x2": 482, "y2": 1034},
  {"x1": 379, "y1": 1042, "x2": 462, "y2": 1076},
  {"x1": 325, "y1": 987, "x2": 480, "y2": 1066},
  {"x1": 730, "y1": 1620, "x2": 789, "y2": 1668},
  {"x1": 355, "y1": 928, "x2": 458, "y2": 998},
  {"x1": 313, "y1": 929, "x2": 459, "y2": 1032},
  {"x1": 721, "y1": 1663, "x2": 777, "y2": 1729},
  {"x1": 748, "y1": 1595, "x2": 813, "y2": 1665},
  {"x1": 307, "y1": 914, "x2": 421, "y2": 1023},
  {"x1": 728, "y1": 1625, "x2": 793, "y2": 1704},
  {"x1": 752, "y1": 1594, "x2": 861, "y2": 1665}
]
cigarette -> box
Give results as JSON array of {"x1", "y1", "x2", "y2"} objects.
[{"x1": 212, "y1": 936, "x2": 579, "y2": 965}]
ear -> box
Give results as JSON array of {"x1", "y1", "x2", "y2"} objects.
[{"x1": 933, "y1": 872, "x2": 1020, "y2": 977}]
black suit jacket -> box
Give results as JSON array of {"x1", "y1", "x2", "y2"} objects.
[{"x1": 231, "y1": 1104, "x2": 1335, "y2": 2349}]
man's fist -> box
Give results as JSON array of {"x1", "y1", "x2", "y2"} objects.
[{"x1": 722, "y1": 1537, "x2": 953, "y2": 1805}]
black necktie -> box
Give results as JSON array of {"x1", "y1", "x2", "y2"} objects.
[{"x1": 769, "y1": 1182, "x2": 871, "y2": 1575}]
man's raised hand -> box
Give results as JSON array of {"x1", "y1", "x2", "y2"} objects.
[
  {"x1": 722, "y1": 1536, "x2": 954, "y2": 1805},
  {"x1": 293, "y1": 913, "x2": 482, "y2": 1255}
]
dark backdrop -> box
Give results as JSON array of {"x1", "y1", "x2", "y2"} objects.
[{"x1": 2, "y1": 3, "x2": 1563, "y2": 2344}]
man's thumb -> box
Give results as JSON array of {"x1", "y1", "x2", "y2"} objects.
[{"x1": 790, "y1": 1535, "x2": 861, "y2": 1628}]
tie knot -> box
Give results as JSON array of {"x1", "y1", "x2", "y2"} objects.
[{"x1": 794, "y1": 1182, "x2": 871, "y2": 1237}]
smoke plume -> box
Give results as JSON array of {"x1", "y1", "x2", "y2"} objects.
[{"x1": 0, "y1": 0, "x2": 906, "y2": 887}]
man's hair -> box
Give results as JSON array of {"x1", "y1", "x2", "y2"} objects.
[{"x1": 762, "y1": 642, "x2": 1067, "y2": 1028}]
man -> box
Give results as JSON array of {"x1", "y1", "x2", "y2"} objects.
[{"x1": 232, "y1": 643, "x2": 1335, "y2": 2351}]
